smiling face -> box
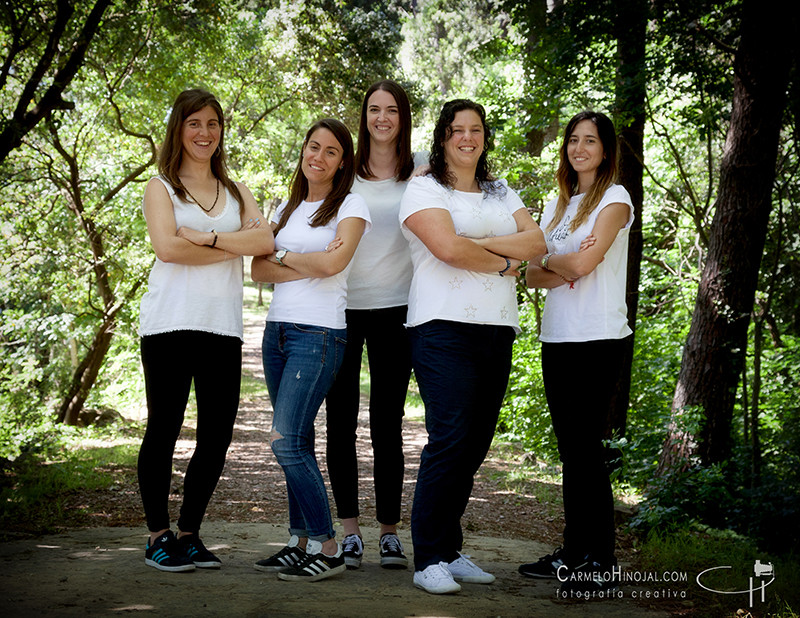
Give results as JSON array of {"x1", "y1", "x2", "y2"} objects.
[
  {"x1": 366, "y1": 89, "x2": 400, "y2": 147},
  {"x1": 443, "y1": 109, "x2": 484, "y2": 172},
  {"x1": 301, "y1": 127, "x2": 344, "y2": 190},
  {"x1": 181, "y1": 105, "x2": 221, "y2": 163},
  {"x1": 567, "y1": 119, "x2": 605, "y2": 181}
]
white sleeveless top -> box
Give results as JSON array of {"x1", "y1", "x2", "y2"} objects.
[{"x1": 139, "y1": 176, "x2": 244, "y2": 340}]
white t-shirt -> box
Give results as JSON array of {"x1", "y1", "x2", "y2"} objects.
[
  {"x1": 399, "y1": 175, "x2": 525, "y2": 333},
  {"x1": 346, "y1": 152, "x2": 428, "y2": 309},
  {"x1": 266, "y1": 193, "x2": 371, "y2": 330},
  {"x1": 139, "y1": 176, "x2": 244, "y2": 340},
  {"x1": 539, "y1": 183, "x2": 634, "y2": 343}
]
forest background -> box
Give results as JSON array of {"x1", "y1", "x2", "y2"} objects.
[{"x1": 1, "y1": 0, "x2": 798, "y2": 613}]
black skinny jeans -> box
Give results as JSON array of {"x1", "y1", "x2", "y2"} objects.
[
  {"x1": 542, "y1": 337, "x2": 629, "y2": 566},
  {"x1": 138, "y1": 330, "x2": 242, "y2": 534},
  {"x1": 325, "y1": 306, "x2": 411, "y2": 525}
]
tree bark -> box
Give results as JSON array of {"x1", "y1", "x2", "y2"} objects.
[
  {"x1": 659, "y1": 0, "x2": 796, "y2": 471},
  {"x1": 607, "y1": 0, "x2": 647, "y2": 448}
]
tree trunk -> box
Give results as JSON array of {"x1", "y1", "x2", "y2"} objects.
[
  {"x1": 659, "y1": 0, "x2": 795, "y2": 471},
  {"x1": 607, "y1": 0, "x2": 647, "y2": 448},
  {"x1": 57, "y1": 319, "x2": 115, "y2": 425}
]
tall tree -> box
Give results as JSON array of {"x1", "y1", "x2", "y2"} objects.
[
  {"x1": 608, "y1": 0, "x2": 647, "y2": 447},
  {"x1": 659, "y1": 0, "x2": 797, "y2": 469},
  {"x1": 0, "y1": 0, "x2": 112, "y2": 165}
]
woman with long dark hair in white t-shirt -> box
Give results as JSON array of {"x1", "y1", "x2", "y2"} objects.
[
  {"x1": 251, "y1": 118, "x2": 370, "y2": 582},
  {"x1": 399, "y1": 99, "x2": 545, "y2": 594},
  {"x1": 324, "y1": 80, "x2": 426, "y2": 571},
  {"x1": 138, "y1": 88, "x2": 273, "y2": 573},
  {"x1": 521, "y1": 110, "x2": 634, "y2": 594}
]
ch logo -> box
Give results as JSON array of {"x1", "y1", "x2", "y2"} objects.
[{"x1": 696, "y1": 560, "x2": 775, "y2": 607}]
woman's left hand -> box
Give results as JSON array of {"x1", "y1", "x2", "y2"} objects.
[
  {"x1": 579, "y1": 234, "x2": 597, "y2": 251},
  {"x1": 325, "y1": 236, "x2": 343, "y2": 252}
]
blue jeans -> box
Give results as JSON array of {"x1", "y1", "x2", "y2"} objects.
[
  {"x1": 262, "y1": 321, "x2": 346, "y2": 542},
  {"x1": 409, "y1": 320, "x2": 515, "y2": 570}
]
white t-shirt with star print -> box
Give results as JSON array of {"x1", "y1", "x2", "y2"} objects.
[{"x1": 399, "y1": 175, "x2": 524, "y2": 333}]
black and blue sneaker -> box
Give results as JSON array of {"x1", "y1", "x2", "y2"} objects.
[
  {"x1": 558, "y1": 556, "x2": 620, "y2": 595},
  {"x1": 145, "y1": 530, "x2": 195, "y2": 572},
  {"x1": 177, "y1": 534, "x2": 222, "y2": 569}
]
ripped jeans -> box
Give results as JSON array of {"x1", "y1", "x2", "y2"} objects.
[{"x1": 262, "y1": 321, "x2": 346, "y2": 542}]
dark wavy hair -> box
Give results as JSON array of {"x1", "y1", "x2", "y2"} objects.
[
  {"x1": 274, "y1": 118, "x2": 355, "y2": 235},
  {"x1": 428, "y1": 98, "x2": 497, "y2": 192},
  {"x1": 549, "y1": 110, "x2": 618, "y2": 233},
  {"x1": 158, "y1": 88, "x2": 242, "y2": 206},
  {"x1": 355, "y1": 80, "x2": 415, "y2": 181}
]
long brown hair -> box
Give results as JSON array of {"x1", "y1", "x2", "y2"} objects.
[
  {"x1": 274, "y1": 118, "x2": 355, "y2": 235},
  {"x1": 548, "y1": 110, "x2": 618, "y2": 233},
  {"x1": 428, "y1": 98, "x2": 499, "y2": 193},
  {"x1": 355, "y1": 80, "x2": 414, "y2": 181},
  {"x1": 158, "y1": 88, "x2": 243, "y2": 207}
]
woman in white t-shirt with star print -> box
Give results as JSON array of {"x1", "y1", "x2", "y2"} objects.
[{"x1": 399, "y1": 99, "x2": 545, "y2": 594}]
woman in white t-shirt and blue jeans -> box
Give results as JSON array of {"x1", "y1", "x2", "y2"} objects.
[
  {"x1": 251, "y1": 118, "x2": 370, "y2": 582},
  {"x1": 399, "y1": 99, "x2": 545, "y2": 594},
  {"x1": 521, "y1": 111, "x2": 634, "y2": 594},
  {"x1": 324, "y1": 80, "x2": 427, "y2": 571}
]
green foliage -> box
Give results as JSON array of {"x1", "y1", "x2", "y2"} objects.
[
  {"x1": 497, "y1": 300, "x2": 558, "y2": 460},
  {"x1": 639, "y1": 526, "x2": 799, "y2": 617},
  {"x1": 0, "y1": 418, "x2": 141, "y2": 534}
]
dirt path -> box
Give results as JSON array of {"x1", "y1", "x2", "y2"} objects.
[{"x1": 0, "y1": 298, "x2": 688, "y2": 616}]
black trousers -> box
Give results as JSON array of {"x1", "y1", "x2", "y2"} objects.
[
  {"x1": 542, "y1": 336, "x2": 629, "y2": 565},
  {"x1": 138, "y1": 330, "x2": 242, "y2": 534},
  {"x1": 325, "y1": 306, "x2": 411, "y2": 525}
]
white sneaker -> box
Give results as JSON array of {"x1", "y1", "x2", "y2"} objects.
[
  {"x1": 413, "y1": 562, "x2": 462, "y2": 594},
  {"x1": 447, "y1": 554, "x2": 496, "y2": 584}
]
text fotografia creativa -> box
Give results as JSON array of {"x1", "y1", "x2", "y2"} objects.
[{"x1": 555, "y1": 566, "x2": 690, "y2": 601}]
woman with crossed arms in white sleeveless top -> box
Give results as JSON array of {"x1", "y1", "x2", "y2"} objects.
[{"x1": 138, "y1": 88, "x2": 273, "y2": 573}]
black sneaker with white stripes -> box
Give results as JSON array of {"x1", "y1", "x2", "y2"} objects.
[
  {"x1": 276, "y1": 540, "x2": 345, "y2": 582},
  {"x1": 254, "y1": 535, "x2": 306, "y2": 572}
]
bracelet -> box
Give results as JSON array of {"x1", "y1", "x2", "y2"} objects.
[
  {"x1": 540, "y1": 253, "x2": 552, "y2": 270},
  {"x1": 499, "y1": 257, "x2": 511, "y2": 277},
  {"x1": 210, "y1": 230, "x2": 218, "y2": 248}
]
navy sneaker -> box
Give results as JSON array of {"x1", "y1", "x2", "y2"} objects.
[
  {"x1": 177, "y1": 534, "x2": 222, "y2": 568},
  {"x1": 145, "y1": 530, "x2": 195, "y2": 572},
  {"x1": 342, "y1": 533, "x2": 363, "y2": 569},
  {"x1": 254, "y1": 535, "x2": 306, "y2": 572},
  {"x1": 379, "y1": 533, "x2": 408, "y2": 569}
]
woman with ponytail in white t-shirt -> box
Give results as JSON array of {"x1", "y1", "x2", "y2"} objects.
[{"x1": 521, "y1": 110, "x2": 634, "y2": 595}]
